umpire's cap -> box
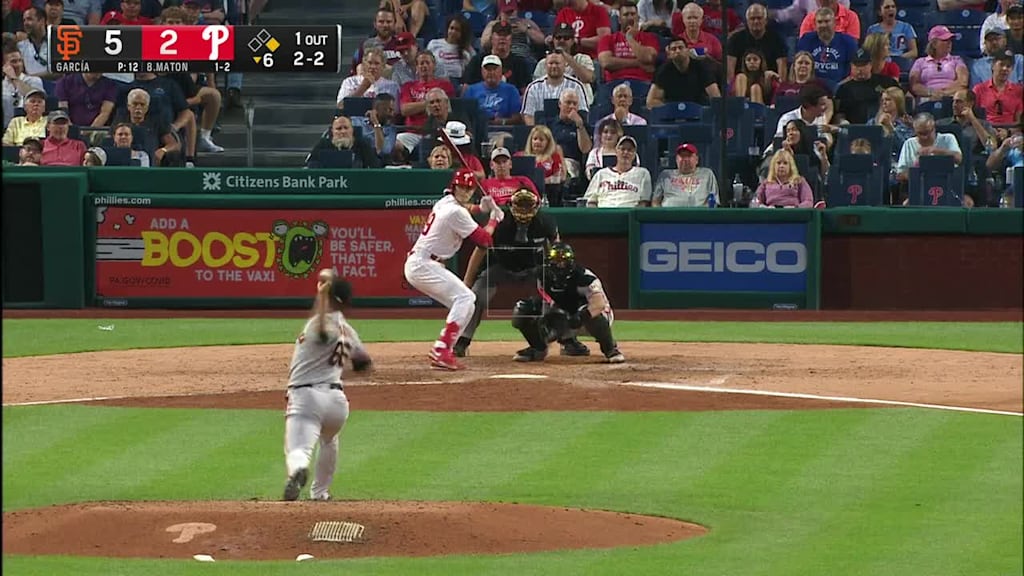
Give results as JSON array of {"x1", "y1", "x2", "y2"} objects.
[{"x1": 329, "y1": 278, "x2": 353, "y2": 305}]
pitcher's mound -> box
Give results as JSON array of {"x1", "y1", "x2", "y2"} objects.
[{"x1": 2, "y1": 500, "x2": 706, "y2": 560}]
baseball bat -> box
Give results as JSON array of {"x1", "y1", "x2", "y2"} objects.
[{"x1": 437, "y1": 127, "x2": 490, "y2": 198}]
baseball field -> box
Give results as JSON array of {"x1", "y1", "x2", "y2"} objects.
[{"x1": 2, "y1": 312, "x2": 1022, "y2": 575}]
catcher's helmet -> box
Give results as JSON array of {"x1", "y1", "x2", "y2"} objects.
[
  {"x1": 449, "y1": 168, "x2": 478, "y2": 192},
  {"x1": 510, "y1": 188, "x2": 539, "y2": 224},
  {"x1": 545, "y1": 242, "x2": 576, "y2": 288}
]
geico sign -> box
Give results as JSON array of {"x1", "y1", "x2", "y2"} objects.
[{"x1": 641, "y1": 241, "x2": 807, "y2": 273}]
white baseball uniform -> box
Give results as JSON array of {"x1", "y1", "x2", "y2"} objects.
[
  {"x1": 284, "y1": 310, "x2": 366, "y2": 500},
  {"x1": 584, "y1": 165, "x2": 653, "y2": 207},
  {"x1": 404, "y1": 193, "x2": 482, "y2": 346}
]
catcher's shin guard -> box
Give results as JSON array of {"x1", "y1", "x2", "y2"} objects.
[
  {"x1": 583, "y1": 313, "x2": 618, "y2": 357},
  {"x1": 542, "y1": 308, "x2": 574, "y2": 343},
  {"x1": 512, "y1": 298, "x2": 548, "y2": 350}
]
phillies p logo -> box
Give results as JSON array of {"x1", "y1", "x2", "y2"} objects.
[
  {"x1": 847, "y1": 184, "x2": 863, "y2": 204},
  {"x1": 927, "y1": 186, "x2": 944, "y2": 206}
]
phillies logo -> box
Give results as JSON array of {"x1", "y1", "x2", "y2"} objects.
[
  {"x1": 927, "y1": 186, "x2": 944, "y2": 206},
  {"x1": 847, "y1": 184, "x2": 863, "y2": 204},
  {"x1": 725, "y1": 127, "x2": 734, "y2": 140}
]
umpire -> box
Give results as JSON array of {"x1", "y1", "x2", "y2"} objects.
[{"x1": 455, "y1": 188, "x2": 578, "y2": 357}]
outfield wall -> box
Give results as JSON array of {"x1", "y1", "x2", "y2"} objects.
[{"x1": 3, "y1": 168, "x2": 1021, "y2": 311}]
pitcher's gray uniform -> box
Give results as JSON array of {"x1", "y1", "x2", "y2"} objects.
[{"x1": 283, "y1": 278, "x2": 369, "y2": 501}]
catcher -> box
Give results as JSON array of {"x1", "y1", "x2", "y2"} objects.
[
  {"x1": 456, "y1": 188, "x2": 590, "y2": 358},
  {"x1": 510, "y1": 241, "x2": 625, "y2": 363}
]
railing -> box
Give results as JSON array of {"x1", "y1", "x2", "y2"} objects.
[{"x1": 245, "y1": 96, "x2": 256, "y2": 168}]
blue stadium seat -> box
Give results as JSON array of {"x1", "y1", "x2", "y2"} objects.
[
  {"x1": 341, "y1": 97, "x2": 373, "y2": 117},
  {"x1": 1013, "y1": 167, "x2": 1023, "y2": 207},
  {"x1": 487, "y1": 125, "x2": 532, "y2": 151},
  {"x1": 827, "y1": 154, "x2": 887, "y2": 206},
  {"x1": 896, "y1": 6, "x2": 930, "y2": 27},
  {"x1": 898, "y1": 0, "x2": 934, "y2": 6},
  {"x1": 102, "y1": 146, "x2": 132, "y2": 166},
  {"x1": 319, "y1": 150, "x2": 355, "y2": 168},
  {"x1": 908, "y1": 155, "x2": 963, "y2": 206},
  {"x1": 511, "y1": 155, "x2": 545, "y2": 193},
  {"x1": 836, "y1": 124, "x2": 890, "y2": 166},
  {"x1": 522, "y1": 11, "x2": 554, "y2": 34},
  {"x1": 462, "y1": 11, "x2": 488, "y2": 36},
  {"x1": 649, "y1": 102, "x2": 705, "y2": 123},
  {"x1": 925, "y1": 9, "x2": 988, "y2": 28},
  {"x1": 915, "y1": 97, "x2": 954, "y2": 119},
  {"x1": 2, "y1": 146, "x2": 19, "y2": 163}
]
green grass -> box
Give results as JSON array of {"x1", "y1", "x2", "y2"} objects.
[
  {"x1": 2, "y1": 319, "x2": 1022, "y2": 575},
  {"x1": 2, "y1": 406, "x2": 1021, "y2": 575},
  {"x1": 3, "y1": 318, "x2": 1023, "y2": 357}
]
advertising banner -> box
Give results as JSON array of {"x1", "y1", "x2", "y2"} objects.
[
  {"x1": 639, "y1": 222, "x2": 809, "y2": 293},
  {"x1": 95, "y1": 207, "x2": 429, "y2": 300}
]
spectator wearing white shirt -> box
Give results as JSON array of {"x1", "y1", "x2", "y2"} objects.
[
  {"x1": 521, "y1": 51, "x2": 589, "y2": 126},
  {"x1": 532, "y1": 23, "x2": 595, "y2": 105},
  {"x1": 980, "y1": 0, "x2": 1019, "y2": 54},
  {"x1": 771, "y1": 0, "x2": 850, "y2": 26},
  {"x1": 773, "y1": 83, "x2": 836, "y2": 147},
  {"x1": 336, "y1": 48, "x2": 401, "y2": 110},
  {"x1": 895, "y1": 112, "x2": 963, "y2": 182},
  {"x1": 584, "y1": 135, "x2": 652, "y2": 207},
  {"x1": 593, "y1": 83, "x2": 646, "y2": 139},
  {"x1": 16, "y1": 7, "x2": 55, "y2": 81},
  {"x1": 2, "y1": 47, "x2": 43, "y2": 130},
  {"x1": 426, "y1": 14, "x2": 477, "y2": 82},
  {"x1": 637, "y1": 0, "x2": 674, "y2": 31}
]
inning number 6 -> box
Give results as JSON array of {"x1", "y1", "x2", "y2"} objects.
[{"x1": 104, "y1": 29, "x2": 122, "y2": 55}]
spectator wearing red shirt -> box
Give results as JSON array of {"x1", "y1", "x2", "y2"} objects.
[
  {"x1": 672, "y1": 3, "x2": 724, "y2": 63},
  {"x1": 597, "y1": 2, "x2": 659, "y2": 83},
  {"x1": 553, "y1": 0, "x2": 612, "y2": 58},
  {"x1": 481, "y1": 147, "x2": 539, "y2": 205},
  {"x1": 100, "y1": 0, "x2": 153, "y2": 25},
  {"x1": 698, "y1": 0, "x2": 741, "y2": 38},
  {"x1": 973, "y1": 54, "x2": 1024, "y2": 125},
  {"x1": 40, "y1": 110, "x2": 86, "y2": 166},
  {"x1": 399, "y1": 51, "x2": 456, "y2": 127},
  {"x1": 799, "y1": 0, "x2": 860, "y2": 41}
]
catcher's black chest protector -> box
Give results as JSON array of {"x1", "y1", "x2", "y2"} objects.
[
  {"x1": 491, "y1": 213, "x2": 559, "y2": 273},
  {"x1": 544, "y1": 266, "x2": 594, "y2": 312}
]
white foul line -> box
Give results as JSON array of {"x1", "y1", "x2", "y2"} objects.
[
  {"x1": 619, "y1": 382, "x2": 1023, "y2": 417},
  {"x1": 3, "y1": 395, "x2": 132, "y2": 407}
]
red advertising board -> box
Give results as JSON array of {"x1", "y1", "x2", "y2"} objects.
[{"x1": 95, "y1": 208, "x2": 428, "y2": 299}]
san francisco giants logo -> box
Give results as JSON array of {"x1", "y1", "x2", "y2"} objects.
[
  {"x1": 847, "y1": 184, "x2": 863, "y2": 204},
  {"x1": 927, "y1": 186, "x2": 944, "y2": 206},
  {"x1": 56, "y1": 26, "x2": 83, "y2": 61}
]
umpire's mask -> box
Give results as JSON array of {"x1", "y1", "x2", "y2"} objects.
[{"x1": 511, "y1": 188, "x2": 539, "y2": 242}]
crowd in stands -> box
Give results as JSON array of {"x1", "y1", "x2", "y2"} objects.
[
  {"x1": 2, "y1": 0, "x2": 259, "y2": 167},
  {"x1": 325, "y1": 0, "x2": 1023, "y2": 208}
]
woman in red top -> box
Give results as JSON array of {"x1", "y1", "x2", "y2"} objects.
[
  {"x1": 863, "y1": 32, "x2": 901, "y2": 81},
  {"x1": 773, "y1": 51, "x2": 834, "y2": 105},
  {"x1": 732, "y1": 49, "x2": 780, "y2": 105},
  {"x1": 517, "y1": 125, "x2": 567, "y2": 205}
]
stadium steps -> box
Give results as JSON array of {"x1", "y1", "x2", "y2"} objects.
[
  {"x1": 215, "y1": 124, "x2": 324, "y2": 149},
  {"x1": 202, "y1": 0, "x2": 378, "y2": 168}
]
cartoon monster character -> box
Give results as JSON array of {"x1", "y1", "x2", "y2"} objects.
[{"x1": 272, "y1": 220, "x2": 329, "y2": 279}]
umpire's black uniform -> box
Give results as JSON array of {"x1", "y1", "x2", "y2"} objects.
[{"x1": 455, "y1": 209, "x2": 558, "y2": 353}]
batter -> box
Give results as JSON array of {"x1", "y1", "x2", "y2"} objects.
[{"x1": 404, "y1": 168, "x2": 504, "y2": 370}]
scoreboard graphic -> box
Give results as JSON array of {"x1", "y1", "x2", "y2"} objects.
[{"x1": 48, "y1": 25, "x2": 342, "y2": 73}]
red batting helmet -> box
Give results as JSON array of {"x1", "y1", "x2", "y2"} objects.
[{"x1": 449, "y1": 168, "x2": 478, "y2": 192}]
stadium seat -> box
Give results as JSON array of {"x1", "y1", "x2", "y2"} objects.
[
  {"x1": 916, "y1": 97, "x2": 954, "y2": 119},
  {"x1": 487, "y1": 124, "x2": 531, "y2": 151},
  {"x1": 649, "y1": 102, "x2": 705, "y2": 123},
  {"x1": 341, "y1": 97, "x2": 374, "y2": 117},
  {"x1": 102, "y1": 146, "x2": 132, "y2": 166},
  {"x1": 3, "y1": 146, "x2": 19, "y2": 163},
  {"x1": 522, "y1": 10, "x2": 553, "y2": 33},
  {"x1": 827, "y1": 154, "x2": 886, "y2": 206},
  {"x1": 908, "y1": 155, "x2": 963, "y2": 206},
  {"x1": 836, "y1": 124, "x2": 890, "y2": 167},
  {"x1": 1013, "y1": 167, "x2": 1023, "y2": 207},
  {"x1": 318, "y1": 149, "x2": 355, "y2": 168},
  {"x1": 511, "y1": 155, "x2": 545, "y2": 193},
  {"x1": 462, "y1": 11, "x2": 488, "y2": 36}
]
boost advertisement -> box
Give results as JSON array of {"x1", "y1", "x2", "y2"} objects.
[
  {"x1": 638, "y1": 222, "x2": 809, "y2": 293},
  {"x1": 95, "y1": 207, "x2": 429, "y2": 300}
]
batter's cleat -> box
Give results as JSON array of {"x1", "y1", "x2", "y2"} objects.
[
  {"x1": 311, "y1": 492, "x2": 331, "y2": 502},
  {"x1": 513, "y1": 347, "x2": 548, "y2": 362},
  {"x1": 605, "y1": 349, "x2": 626, "y2": 364},
  {"x1": 560, "y1": 338, "x2": 591, "y2": 356},
  {"x1": 283, "y1": 468, "x2": 308, "y2": 501},
  {"x1": 453, "y1": 337, "x2": 471, "y2": 358},
  {"x1": 429, "y1": 347, "x2": 463, "y2": 370}
]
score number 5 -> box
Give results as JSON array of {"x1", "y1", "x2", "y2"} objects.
[{"x1": 105, "y1": 29, "x2": 122, "y2": 55}]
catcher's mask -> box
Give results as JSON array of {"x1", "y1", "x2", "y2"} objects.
[
  {"x1": 545, "y1": 242, "x2": 576, "y2": 288},
  {"x1": 510, "y1": 188, "x2": 539, "y2": 225}
]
